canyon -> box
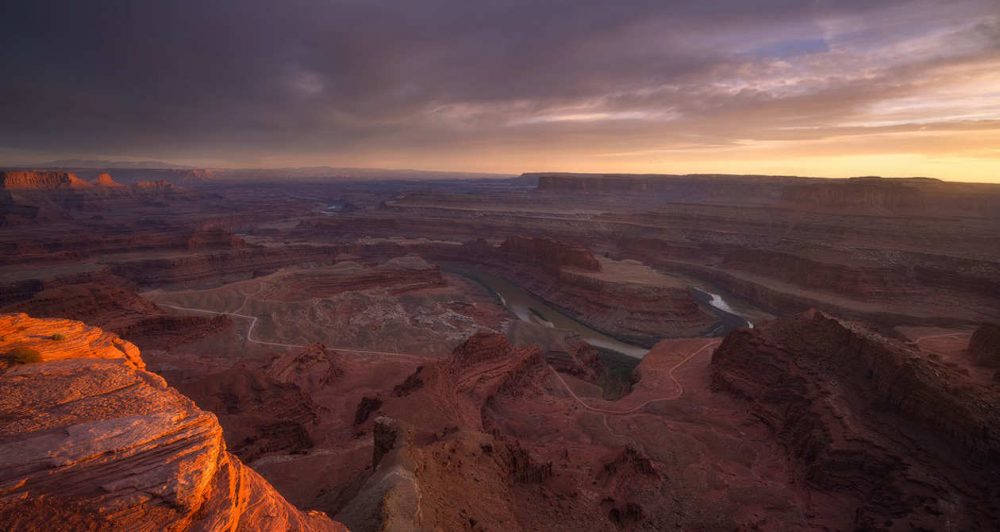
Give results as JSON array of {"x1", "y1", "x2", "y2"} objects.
[{"x1": 1, "y1": 168, "x2": 999, "y2": 530}]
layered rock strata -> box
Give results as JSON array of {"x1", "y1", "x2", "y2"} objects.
[
  {"x1": 0, "y1": 313, "x2": 345, "y2": 531},
  {"x1": 449, "y1": 237, "x2": 715, "y2": 344},
  {"x1": 711, "y1": 310, "x2": 1000, "y2": 529}
]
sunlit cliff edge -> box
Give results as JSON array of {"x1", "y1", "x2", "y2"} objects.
[{"x1": 0, "y1": 313, "x2": 347, "y2": 532}]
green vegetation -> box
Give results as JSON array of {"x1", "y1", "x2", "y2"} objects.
[
  {"x1": 50, "y1": 333, "x2": 66, "y2": 341},
  {"x1": 5, "y1": 347, "x2": 42, "y2": 365}
]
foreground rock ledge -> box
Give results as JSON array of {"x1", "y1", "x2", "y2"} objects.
[{"x1": 0, "y1": 313, "x2": 346, "y2": 532}]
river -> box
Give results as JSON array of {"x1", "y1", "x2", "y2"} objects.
[
  {"x1": 690, "y1": 287, "x2": 754, "y2": 335},
  {"x1": 463, "y1": 271, "x2": 650, "y2": 359},
  {"x1": 459, "y1": 271, "x2": 753, "y2": 360}
]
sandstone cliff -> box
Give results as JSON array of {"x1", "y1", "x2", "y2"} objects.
[
  {"x1": 778, "y1": 176, "x2": 1000, "y2": 216},
  {"x1": 94, "y1": 172, "x2": 125, "y2": 187},
  {"x1": 337, "y1": 333, "x2": 557, "y2": 531},
  {"x1": 0, "y1": 171, "x2": 93, "y2": 190},
  {"x1": 531, "y1": 172, "x2": 791, "y2": 204},
  {"x1": 498, "y1": 235, "x2": 601, "y2": 273},
  {"x1": 109, "y1": 245, "x2": 337, "y2": 287},
  {"x1": 0, "y1": 313, "x2": 346, "y2": 531},
  {"x1": 711, "y1": 310, "x2": 1000, "y2": 529},
  {"x1": 0, "y1": 273, "x2": 231, "y2": 350},
  {"x1": 530, "y1": 172, "x2": 1000, "y2": 217}
]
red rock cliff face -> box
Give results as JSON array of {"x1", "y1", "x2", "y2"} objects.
[
  {"x1": 711, "y1": 311, "x2": 1000, "y2": 529},
  {"x1": 498, "y1": 235, "x2": 601, "y2": 273},
  {"x1": 0, "y1": 171, "x2": 93, "y2": 190},
  {"x1": 718, "y1": 249, "x2": 919, "y2": 299},
  {"x1": 531, "y1": 172, "x2": 794, "y2": 204},
  {"x1": 108, "y1": 245, "x2": 336, "y2": 287},
  {"x1": 94, "y1": 172, "x2": 124, "y2": 187},
  {"x1": 535, "y1": 173, "x2": 659, "y2": 194},
  {"x1": 779, "y1": 177, "x2": 1000, "y2": 216},
  {"x1": 780, "y1": 178, "x2": 928, "y2": 213},
  {"x1": 337, "y1": 333, "x2": 556, "y2": 531},
  {"x1": 0, "y1": 273, "x2": 230, "y2": 350},
  {"x1": 970, "y1": 322, "x2": 1000, "y2": 367},
  {"x1": 0, "y1": 313, "x2": 346, "y2": 531}
]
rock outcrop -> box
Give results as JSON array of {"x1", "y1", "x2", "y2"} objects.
[
  {"x1": 498, "y1": 235, "x2": 601, "y2": 273},
  {"x1": 94, "y1": 172, "x2": 124, "y2": 188},
  {"x1": 0, "y1": 312, "x2": 144, "y2": 368},
  {"x1": 108, "y1": 246, "x2": 337, "y2": 287},
  {"x1": 266, "y1": 343, "x2": 344, "y2": 394},
  {"x1": 335, "y1": 332, "x2": 557, "y2": 531},
  {"x1": 0, "y1": 171, "x2": 93, "y2": 190},
  {"x1": 779, "y1": 177, "x2": 929, "y2": 214},
  {"x1": 450, "y1": 330, "x2": 515, "y2": 366},
  {"x1": 543, "y1": 339, "x2": 603, "y2": 382},
  {"x1": 339, "y1": 418, "x2": 552, "y2": 532},
  {"x1": 272, "y1": 255, "x2": 445, "y2": 300},
  {"x1": 531, "y1": 172, "x2": 1000, "y2": 216},
  {"x1": 969, "y1": 322, "x2": 1000, "y2": 367},
  {"x1": 711, "y1": 310, "x2": 1000, "y2": 529},
  {"x1": 0, "y1": 313, "x2": 345, "y2": 531},
  {"x1": 531, "y1": 172, "x2": 790, "y2": 203},
  {"x1": 175, "y1": 365, "x2": 322, "y2": 464},
  {"x1": 0, "y1": 273, "x2": 231, "y2": 349},
  {"x1": 448, "y1": 332, "x2": 549, "y2": 416}
]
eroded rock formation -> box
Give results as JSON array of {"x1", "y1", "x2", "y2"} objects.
[
  {"x1": 0, "y1": 273, "x2": 231, "y2": 349},
  {"x1": 94, "y1": 172, "x2": 124, "y2": 187},
  {"x1": 336, "y1": 332, "x2": 558, "y2": 530},
  {"x1": 711, "y1": 310, "x2": 1000, "y2": 529},
  {"x1": 970, "y1": 322, "x2": 1000, "y2": 367},
  {"x1": 0, "y1": 171, "x2": 93, "y2": 190},
  {"x1": 498, "y1": 235, "x2": 601, "y2": 273},
  {"x1": 0, "y1": 313, "x2": 345, "y2": 531},
  {"x1": 448, "y1": 237, "x2": 715, "y2": 344}
]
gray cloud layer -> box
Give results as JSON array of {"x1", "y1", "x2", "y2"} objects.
[{"x1": 1, "y1": 0, "x2": 998, "y2": 175}]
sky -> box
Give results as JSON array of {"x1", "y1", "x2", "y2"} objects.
[{"x1": 1, "y1": 0, "x2": 999, "y2": 182}]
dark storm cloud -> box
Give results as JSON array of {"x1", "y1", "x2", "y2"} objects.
[{"x1": 1, "y1": 0, "x2": 998, "y2": 175}]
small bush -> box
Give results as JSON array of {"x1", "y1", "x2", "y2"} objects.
[
  {"x1": 5, "y1": 347, "x2": 42, "y2": 365},
  {"x1": 51, "y1": 333, "x2": 66, "y2": 341}
]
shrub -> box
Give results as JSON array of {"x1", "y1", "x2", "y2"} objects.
[
  {"x1": 5, "y1": 347, "x2": 42, "y2": 365},
  {"x1": 51, "y1": 333, "x2": 66, "y2": 341}
]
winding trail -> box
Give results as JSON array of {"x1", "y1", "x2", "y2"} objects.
[
  {"x1": 158, "y1": 302, "x2": 434, "y2": 361},
  {"x1": 549, "y1": 339, "x2": 722, "y2": 416},
  {"x1": 163, "y1": 297, "x2": 722, "y2": 451}
]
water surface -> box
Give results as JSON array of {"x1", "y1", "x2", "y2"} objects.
[{"x1": 464, "y1": 271, "x2": 650, "y2": 359}]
